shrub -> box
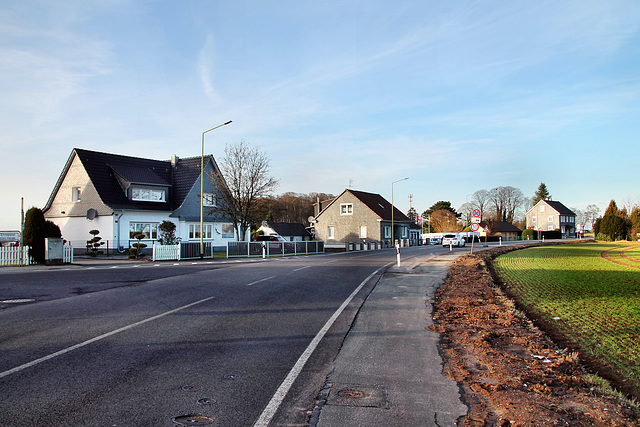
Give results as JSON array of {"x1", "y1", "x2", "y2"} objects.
[
  {"x1": 128, "y1": 231, "x2": 147, "y2": 259},
  {"x1": 23, "y1": 207, "x2": 61, "y2": 264},
  {"x1": 157, "y1": 220, "x2": 180, "y2": 245},
  {"x1": 86, "y1": 229, "x2": 105, "y2": 256},
  {"x1": 521, "y1": 228, "x2": 536, "y2": 240}
]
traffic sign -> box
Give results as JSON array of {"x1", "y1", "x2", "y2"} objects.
[
  {"x1": 470, "y1": 223, "x2": 480, "y2": 231},
  {"x1": 471, "y1": 217, "x2": 481, "y2": 224},
  {"x1": 472, "y1": 209, "x2": 481, "y2": 218}
]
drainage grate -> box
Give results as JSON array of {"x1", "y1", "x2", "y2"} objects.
[
  {"x1": 327, "y1": 383, "x2": 389, "y2": 408},
  {"x1": 197, "y1": 398, "x2": 217, "y2": 405},
  {"x1": 171, "y1": 415, "x2": 214, "y2": 425}
]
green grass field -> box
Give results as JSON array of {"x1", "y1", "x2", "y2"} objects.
[{"x1": 494, "y1": 242, "x2": 640, "y2": 391}]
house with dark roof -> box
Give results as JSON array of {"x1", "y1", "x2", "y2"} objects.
[
  {"x1": 525, "y1": 199, "x2": 576, "y2": 237},
  {"x1": 43, "y1": 148, "x2": 237, "y2": 251},
  {"x1": 256, "y1": 221, "x2": 313, "y2": 241},
  {"x1": 478, "y1": 220, "x2": 522, "y2": 241},
  {"x1": 312, "y1": 189, "x2": 411, "y2": 245}
]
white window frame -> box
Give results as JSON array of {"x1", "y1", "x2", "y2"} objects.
[
  {"x1": 548, "y1": 225, "x2": 554, "y2": 231},
  {"x1": 72, "y1": 187, "x2": 81, "y2": 202},
  {"x1": 130, "y1": 222, "x2": 158, "y2": 240},
  {"x1": 548, "y1": 216, "x2": 553, "y2": 223},
  {"x1": 340, "y1": 203, "x2": 353, "y2": 215},
  {"x1": 327, "y1": 226, "x2": 335, "y2": 240},
  {"x1": 132, "y1": 187, "x2": 166, "y2": 202},
  {"x1": 221, "y1": 224, "x2": 234, "y2": 239},
  {"x1": 532, "y1": 216, "x2": 537, "y2": 223},
  {"x1": 359, "y1": 225, "x2": 367, "y2": 239},
  {"x1": 189, "y1": 223, "x2": 213, "y2": 240},
  {"x1": 539, "y1": 205, "x2": 545, "y2": 212},
  {"x1": 203, "y1": 193, "x2": 216, "y2": 207},
  {"x1": 384, "y1": 225, "x2": 391, "y2": 239}
]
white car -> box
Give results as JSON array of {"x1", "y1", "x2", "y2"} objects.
[{"x1": 442, "y1": 233, "x2": 466, "y2": 247}]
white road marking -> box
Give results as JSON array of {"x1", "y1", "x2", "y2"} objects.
[
  {"x1": 0, "y1": 296, "x2": 215, "y2": 379},
  {"x1": 293, "y1": 266, "x2": 311, "y2": 272},
  {"x1": 253, "y1": 264, "x2": 389, "y2": 427},
  {"x1": 246, "y1": 276, "x2": 276, "y2": 286}
]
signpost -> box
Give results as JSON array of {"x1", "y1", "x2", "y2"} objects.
[{"x1": 470, "y1": 209, "x2": 481, "y2": 254}]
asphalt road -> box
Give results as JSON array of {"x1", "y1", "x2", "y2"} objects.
[{"x1": 0, "y1": 245, "x2": 454, "y2": 426}]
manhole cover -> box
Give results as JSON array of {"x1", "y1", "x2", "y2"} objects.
[
  {"x1": 197, "y1": 398, "x2": 217, "y2": 405},
  {"x1": 338, "y1": 389, "x2": 369, "y2": 399},
  {"x1": 172, "y1": 415, "x2": 214, "y2": 425},
  {"x1": 181, "y1": 385, "x2": 201, "y2": 392}
]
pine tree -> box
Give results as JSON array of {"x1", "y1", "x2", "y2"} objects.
[{"x1": 532, "y1": 183, "x2": 551, "y2": 205}]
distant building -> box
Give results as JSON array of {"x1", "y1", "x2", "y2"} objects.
[
  {"x1": 525, "y1": 199, "x2": 576, "y2": 238},
  {"x1": 257, "y1": 221, "x2": 313, "y2": 241},
  {"x1": 312, "y1": 189, "x2": 411, "y2": 245}
]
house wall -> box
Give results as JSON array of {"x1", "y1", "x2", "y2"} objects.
[
  {"x1": 45, "y1": 156, "x2": 114, "y2": 220},
  {"x1": 314, "y1": 192, "x2": 382, "y2": 242},
  {"x1": 525, "y1": 201, "x2": 576, "y2": 236}
]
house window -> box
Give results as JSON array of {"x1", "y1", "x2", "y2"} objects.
[
  {"x1": 327, "y1": 226, "x2": 335, "y2": 239},
  {"x1": 548, "y1": 216, "x2": 553, "y2": 223},
  {"x1": 540, "y1": 205, "x2": 545, "y2": 212},
  {"x1": 359, "y1": 226, "x2": 367, "y2": 239},
  {"x1": 72, "y1": 187, "x2": 81, "y2": 202},
  {"x1": 548, "y1": 225, "x2": 554, "y2": 231},
  {"x1": 221, "y1": 224, "x2": 234, "y2": 239},
  {"x1": 189, "y1": 224, "x2": 212, "y2": 239},
  {"x1": 202, "y1": 193, "x2": 216, "y2": 207},
  {"x1": 132, "y1": 187, "x2": 166, "y2": 202},
  {"x1": 384, "y1": 225, "x2": 391, "y2": 239},
  {"x1": 130, "y1": 222, "x2": 158, "y2": 239},
  {"x1": 532, "y1": 216, "x2": 537, "y2": 223},
  {"x1": 340, "y1": 203, "x2": 353, "y2": 215}
]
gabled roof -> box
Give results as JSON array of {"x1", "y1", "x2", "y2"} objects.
[
  {"x1": 527, "y1": 199, "x2": 576, "y2": 216},
  {"x1": 318, "y1": 189, "x2": 411, "y2": 222},
  {"x1": 44, "y1": 148, "x2": 218, "y2": 213},
  {"x1": 264, "y1": 222, "x2": 312, "y2": 237}
]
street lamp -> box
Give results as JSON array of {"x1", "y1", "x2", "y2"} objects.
[
  {"x1": 391, "y1": 177, "x2": 409, "y2": 246},
  {"x1": 200, "y1": 120, "x2": 232, "y2": 258}
]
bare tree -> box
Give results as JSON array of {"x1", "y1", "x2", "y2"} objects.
[
  {"x1": 488, "y1": 186, "x2": 525, "y2": 223},
  {"x1": 470, "y1": 189, "x2": 490, "y2": 221},
  {"x1": 212, "y1": 140, "x2": 279, "y2": 240},
  {"x1": 584, "y1": 204, "x2": 601, "y2": 231}
]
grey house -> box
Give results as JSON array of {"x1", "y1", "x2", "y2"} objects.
[
  {"x1": 43, "y1": 148, "x2": 237, "y2": 251},
  {"x1": 312, "y1": 189, "x2": 411, "y2": 245},
  {"x1": 525, "y1": 199, "x2": 576, "y2": 237}
]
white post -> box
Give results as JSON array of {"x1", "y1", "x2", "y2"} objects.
[
  {"x1": 396, "y1": 244, "x2": 401, "y2": 266},
  {"x1": 500, "y1": 237, "x2": 502, "y2": 246},
  {"x1": 262, "y1": 242, "x2": 266, "y2": 259},
  {"x1": 449, "y1": 241, "x2": 453, "y2": 252}
]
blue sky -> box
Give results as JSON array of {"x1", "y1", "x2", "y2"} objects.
[{"x1": 1, "y1": 0, "x2": 639, "y2": 230}]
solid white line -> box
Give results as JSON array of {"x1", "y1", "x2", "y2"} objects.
[
  {"x1": 253, "y1": 264, "x2": 389, "y2": 427},
  {"x1": 293, "y1": 266, "x2": 311, "y2": 272},
  {"x1": 247, "y1": 276, "x2": 276, "y2": 286},
  {"x1": 0, "y1": 296, "x2": 215, "y2": 379}
]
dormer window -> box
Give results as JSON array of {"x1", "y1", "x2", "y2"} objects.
[
  {"x1": 72, "y1": 187, "x2": 81, "y2": 202},
  {"x1": 132, "y1": 187, "x2": 165, "y2": 202}
]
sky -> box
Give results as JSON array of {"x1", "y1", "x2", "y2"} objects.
[{"x1": 1, "y1": 0, "x2": 639, "y2": 230}]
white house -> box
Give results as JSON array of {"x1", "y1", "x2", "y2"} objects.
[{"x1": 43, "y1": 148, "x2": 240, "y2": 252}]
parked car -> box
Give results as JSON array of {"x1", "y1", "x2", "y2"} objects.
[
  {"x1": 428, "y1": 237, "x2": 441, "y2": 245},
  {"x1": 252, "y1": 234, "x2": 287, "y2": 242},
  {"x1": 442, "y1": 233, "x2": 465, "y2": 247}
]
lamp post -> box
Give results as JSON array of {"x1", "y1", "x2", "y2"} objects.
[
  {"x1": 200, "y1": 120, "x2": 232, "y2": 258},
  {"x1": 391, "y1": 177, "x2": 409, "y2": 246}
]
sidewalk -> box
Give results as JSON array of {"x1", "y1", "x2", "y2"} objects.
[{"x1": 314, "y1": 252, "x2": 468, "y2": 427}]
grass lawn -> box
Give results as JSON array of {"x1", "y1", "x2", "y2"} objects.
[{"x1": 494, "y1": 241, "x2": 640, "y2": 393}]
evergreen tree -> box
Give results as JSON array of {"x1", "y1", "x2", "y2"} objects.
[
  {"x1": 23, "y1": 207, "x2": 61, "y2": 263},
  {"x1": 532, "y1": 183, "x2": 551, "y2": 205}
]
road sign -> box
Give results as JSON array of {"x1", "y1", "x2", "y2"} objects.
[
  {"x1": 471, "y1": 217, "x2": 481, "y2": 224},
  {"x1": 470, "y1": 223, "x2": 480, "y2": 231},
  {"x1": 472, "y1": 209, "x2": 481, "y2": 218}
]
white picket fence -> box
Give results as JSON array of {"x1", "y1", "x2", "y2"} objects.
[
  {"x1": 0, "y1": 245, "x2": 74, "y2": 267},
  {"x1": 0, "y1": 246, "x2": 32, "y2": 266},
  {"x1": 152, "y1": 244, "x2": 181, "y2": 262}
]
